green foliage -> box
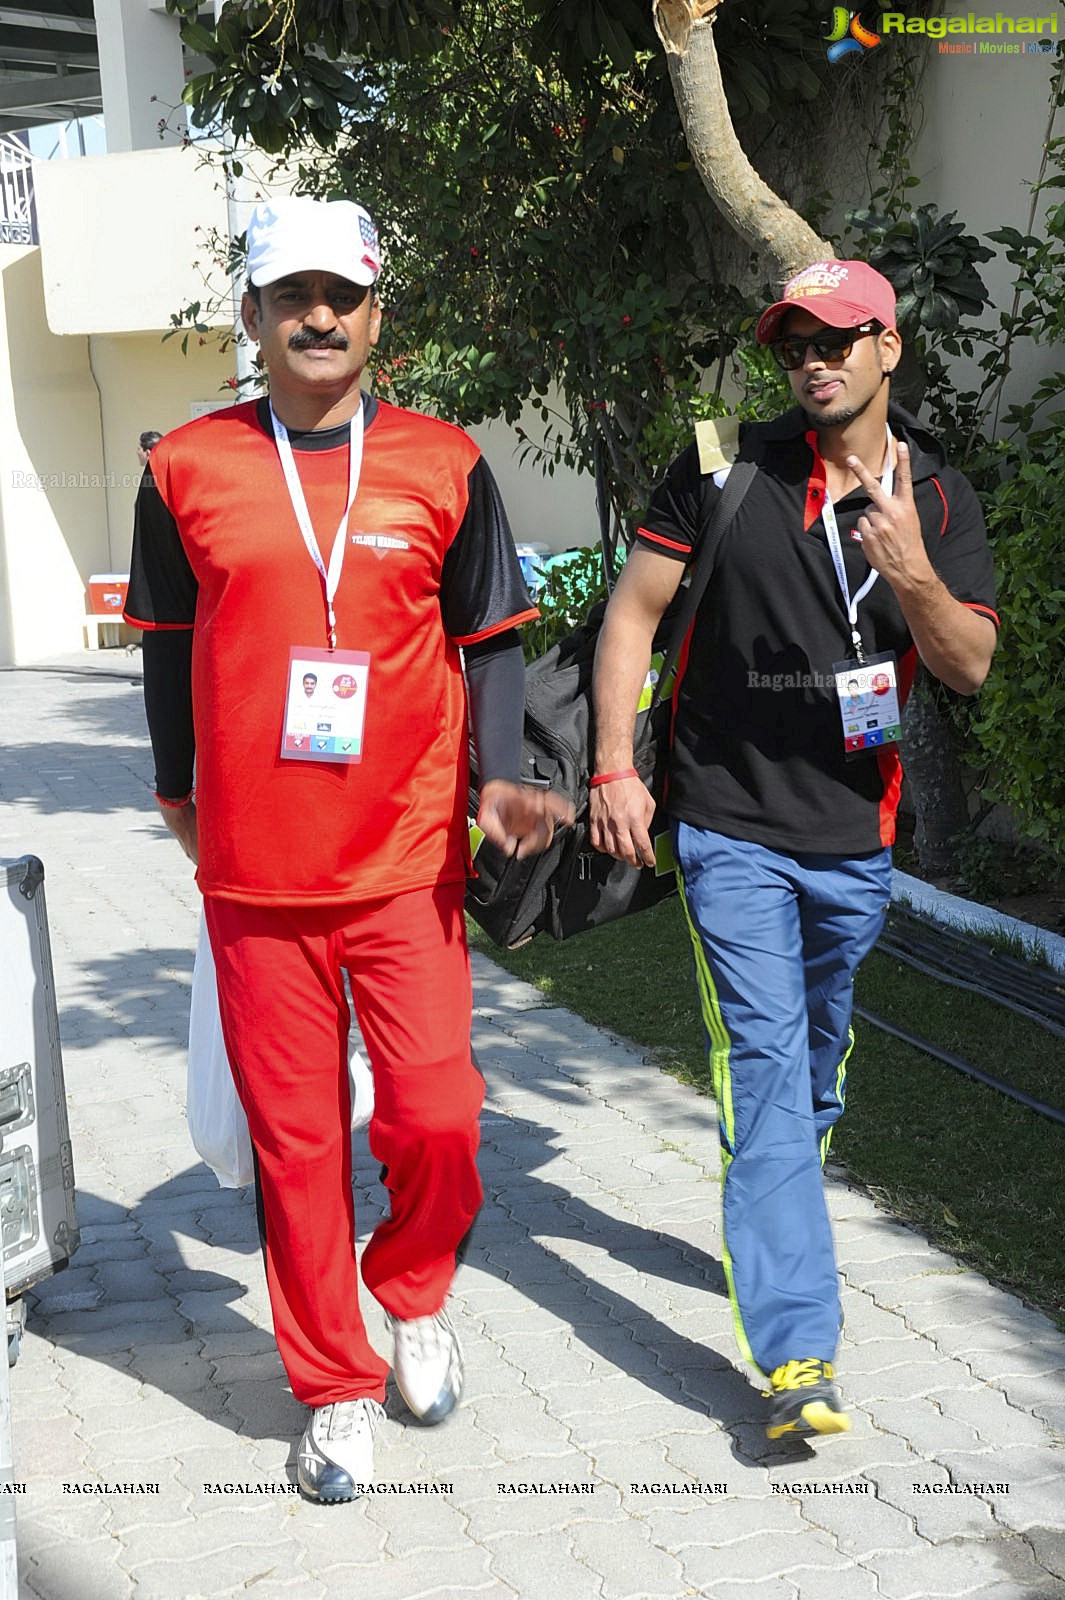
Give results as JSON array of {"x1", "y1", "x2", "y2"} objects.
[
  {"x1": 846, "y1": 204, "x2": 993, "y2": 334},
  {"x1": 165, "y1": 0, "x2": 844, "y2": 520},
  {"x1": 948, "y1": 833, "x2": 1060, "y2": 905},
  {"x1": 520, "y1": 548, "x2": 612, "y2": 662},
  {"x1": 951, "y1": 119, "x2": 1065, "y2": 860},
  {"x1": 168, "y1": 0, "x2": 832, "y2": 154},
  {"x1": 970, "y1": 435, "x2": 1065, "y2": 860},
  {"x1": 272, "y1": 4, "x2": 833, "y2": 522}
]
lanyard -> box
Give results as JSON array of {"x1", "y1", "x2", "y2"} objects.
[
  {"x1": 819, "y1": 425, "x2": 894, "y2": 665},
  {"x1": 269, "y1": 400, "x2": 364, "y2": 652}
]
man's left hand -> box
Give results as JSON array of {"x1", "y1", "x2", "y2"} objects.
[
  {"x1": 847, "y1": 441, "x2": 934, "y2": 593},
  {"x1": 477, "y1": 780, "x2": 574, "y2": 860}
]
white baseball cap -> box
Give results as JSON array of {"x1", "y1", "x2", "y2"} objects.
[{"x1": 245, "y1": 196, "x2": 381, "y2": 288}]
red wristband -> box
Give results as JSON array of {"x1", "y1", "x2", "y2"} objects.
[
  {"x1": 155, "y1": 791, "x2": 194, "y2": 809},
  {"x1": 589, "y1": 768, "x2": 639, "y2": 788}
]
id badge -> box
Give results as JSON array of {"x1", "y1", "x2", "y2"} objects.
[
  {"x1": 832, "y1": 650, "x2": 902, "y2": 760},
  {"x1": 281, "y1": 648, "x2": 370, "y2": 763}
]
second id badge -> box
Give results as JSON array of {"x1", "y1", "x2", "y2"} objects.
[
  {"x1": 281, "y1": 647, "x2": 370, "y2": 763},
  {"x1": 832, "y1": 650, "x2": 902, "y2": 760}
]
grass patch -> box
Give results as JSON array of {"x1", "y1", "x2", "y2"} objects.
[{"x1": 468, "y1": 899, "x2": 1065, "y2": 1332}]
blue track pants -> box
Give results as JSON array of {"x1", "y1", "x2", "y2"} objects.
[{"x1": 673, "y1": 822, "x2": 892, "y2": 1377}]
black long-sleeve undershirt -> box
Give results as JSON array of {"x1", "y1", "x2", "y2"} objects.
[{"x1": 142, "y1": 628, "x2": 194, "y2": 800}]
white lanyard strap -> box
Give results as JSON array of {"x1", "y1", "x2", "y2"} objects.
[
  {"x1": 820, "y1": 425, "x2": 894, "y2": 663},
  {"x1": 270, "y1": 400, "x2": 364, "y2": 652}
]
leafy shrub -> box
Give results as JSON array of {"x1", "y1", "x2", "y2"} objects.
[
  {"x1": 520, "y1": 547, "x2": 611, "y2": 662},
  {"x1": 970, "y1": 428, "x2": 1065, "y2": 861}
]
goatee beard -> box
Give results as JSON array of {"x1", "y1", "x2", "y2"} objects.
[{"x1": 802, "y1": 370, "x2": 887, "y2": 431}]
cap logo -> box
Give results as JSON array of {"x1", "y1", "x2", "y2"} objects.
[
  {"x1": 783, "y1": 261, "x2": 850, "y2": 300},
  {"x1": 359, "y1": 214, "x2": 378, "y2": 250}
]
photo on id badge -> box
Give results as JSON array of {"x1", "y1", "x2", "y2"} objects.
[
  {"x1": 281, "y1": 648, "x2": 370, "y2": 762},
  {"x1": 832, "y1": 650, "x2": 902, "y2": 759}
]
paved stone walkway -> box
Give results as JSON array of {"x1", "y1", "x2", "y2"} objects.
[{"x1": 1, "y1": 655, "x2": 1063, "y2": 1600}]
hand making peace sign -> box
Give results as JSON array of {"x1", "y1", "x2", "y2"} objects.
[{"x1": 845, "y1": 440, "x2": 934, "y2": 593}]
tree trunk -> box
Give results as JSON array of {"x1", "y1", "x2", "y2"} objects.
[
  {"x1": 900, "y1": 667, "x2": 972, "y2": 876},
  {"x1": 652, "y1": 0, "x2": 829, "y2": 282}
]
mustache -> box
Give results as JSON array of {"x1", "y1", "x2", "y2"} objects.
[{"x1": 288, "y1": 329, "x2": 350, "y2": 351}]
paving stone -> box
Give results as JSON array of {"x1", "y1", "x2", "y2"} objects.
[
  {"x1": 12, "y1": 1411, "x2": 91, "y2": 1477},
  {"x1": 759, "y1": 1418, "x2": 915, "y2": 1480},
  {"x1": 779, "y1": 1563, "x2": 886, "y2": 1600},
  {"x1": 835, "y1": 1297, "x2": 917, "y2": 1343},
  {"x1": 661, "y1": 1427, "x2": 751, "y2": 1482},
  {"x1": 498, "y1": 1335, "x2": 596, "y2": 1390},
  {"x1": 32, "y1": 1295, "x2": 184, "y2": 1340},
  {"x1": 630, "y1": 1493, "x2": 800, "y2": 1544},
  {"x1": 125, "y1": 1541, "x2": 297, "y2": 1600},
  {"x1": 931, "y1": 1445, "x2": 1064, "y2": 1497},
  {"x1": 929, "y1": 1383, "x2": 1060, "y2": 1449},
  {"x1": 691, "y1": 1583, "x2": 793, "y2": 1600},
  {"x1": 315, "y1": 1547, "x2": 507, "y2": 1599},
  {"x1": 365, "y1": 1492, "x2": 472, "y2": 1557},
  {"x1": 965, "y1": 1586, "x2": 1065, "y2": 1600},
  {"x1": 561, "y1": 1398, "x2": 706, "y2": 1450},
  {"x1": 486, "y1": 1532, "x2": 606, "y2": 1599},
  {"x1": 860, "y1": 1394, "x2": 990, "y2": 1455},
  {"x1": 453, "y1": 1396, "x2": 572, "y2": 1461},
  {"x1": 869, "y1": 1534, "x2": 1055, "y2": 1600},
  {"x1": 793, "y1": 1485, "x2": 918, "y2": 1557},
  {"x1": 568, "y1": 1517, "x2": 687, "y2": 1599},
  {"x1": 676, "y1": 1528, "x2": 849, "y2": 1588},
  {"x1": 975, "y1": 1474, "x2": 1065, "y2": 1539},
  {"x1": 865, "y1": 1462, "x2": 998, "y2": 1542},
  {"x1": 205, "y1": 1582, "x2": 327, "y2": 1600},
  {"x1": 860, "y1": 1362, "x2": 974, "y2": 1401},
  {"x1": 20, "y1": 1531, "x2": 136, "y2": 1600},
  {"x1": 842, "y1": 1336, "x2": 943, "y2": 1377},
  {"x1": 120, "y1": 1504, "x2": 294, "y2": 1569}
]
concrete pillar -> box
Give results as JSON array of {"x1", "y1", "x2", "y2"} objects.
[{"x1": 93, "y1": 0, "x2": 187, "y2": 152}]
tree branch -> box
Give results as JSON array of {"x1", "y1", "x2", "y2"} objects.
[{"x1": 652, "y1": 0, "x2": 829, "y2": 282}]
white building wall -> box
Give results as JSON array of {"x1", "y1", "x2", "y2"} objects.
[
  {"x1": 0, "y1": 247, "x2": 109, "y2": 665},
  {"x1": 90, "y1": 333, "x2": 236, "y2": 573},
  {"x1": 469, "y1": 408, "x2": 595, "y2": 551},
  {"x1": 34, "y1": 144, "x2": 232, "y2": 338},
  {"x1": 907, "y1": 0, "x2": 1063, "y2": 416},
  {"x1": 0, "y1": 244, "x2": 236, "y2": 665}
]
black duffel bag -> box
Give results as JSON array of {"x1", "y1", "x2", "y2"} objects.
[{"x1": 466, "y1": 458, "x2": 756, "y2": 949}]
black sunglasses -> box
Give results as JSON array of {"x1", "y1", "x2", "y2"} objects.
[{"x1": 770, "y1": 321, "x2": 880, "y2": 372}]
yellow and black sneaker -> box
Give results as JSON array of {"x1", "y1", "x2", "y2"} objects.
[{"x1": 765, "y1": 1359, "x2": 851, "y2": 1441}]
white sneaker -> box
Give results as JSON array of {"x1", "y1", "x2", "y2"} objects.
[
  {"x1": 296, "y1": 1396, "x2": 383, "y2": 1502},
  {"x1": 387, "y1": 1307, "x2": 464, "y2": 1425}
]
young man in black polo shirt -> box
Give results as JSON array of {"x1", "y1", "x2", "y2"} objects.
[{"x1": 590, "y1": 260, "x2": 997, "y2": 1440}]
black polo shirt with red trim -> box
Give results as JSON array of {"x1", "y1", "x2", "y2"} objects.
[
  {"x1": 635, "y1": 404, "x2": 998, "y2": 856},
  {"x1": 125, "y1": 395, "x2": 536, "y2": 905}
]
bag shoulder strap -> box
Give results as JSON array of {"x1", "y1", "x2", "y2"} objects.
[{"x1": 650, "y1": 454, "x2": 757, "y2": 708}]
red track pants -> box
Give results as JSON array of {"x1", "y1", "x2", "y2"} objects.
[{"x1": 204, "y1": 881, "x2": 483, "y2": 1408}]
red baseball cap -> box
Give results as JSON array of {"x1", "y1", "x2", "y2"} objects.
[{"x1": 755, "y1": 260, "x2": 896, "y2": 345}]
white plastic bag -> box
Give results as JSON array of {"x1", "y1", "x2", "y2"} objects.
[
  {"x1": 186, "y1": 913, "x2": 375, "y2": 1189},
  {"x1": 187, "y1": 912, "x2": 253, "y2": 1188}
]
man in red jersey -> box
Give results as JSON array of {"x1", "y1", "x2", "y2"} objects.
[
  {"x1": 590, "y1": 261, "x2": 997, "y2": 1444},
  {"x1": 125, "y1": 196, "x2": 570, "y2": 1502}
]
